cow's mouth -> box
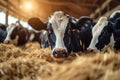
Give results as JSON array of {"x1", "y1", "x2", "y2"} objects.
[
  {"x1": 87, "y1": 48, "x2": 98, "y2": 53},
  {"x1": 4, "y1": 36, "x2": 19, "y2": 46},
  {"x1": 52, "y1": 48, "x2": 69, "y2": 59}
]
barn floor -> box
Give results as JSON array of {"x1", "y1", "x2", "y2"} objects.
[{"x1": 0, "y1": 42, "x2": 120, "y2": 80}]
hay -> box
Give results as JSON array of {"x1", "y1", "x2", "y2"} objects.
[{"x1": 0, "y1": 42, "x2": 120, "y2": 80}]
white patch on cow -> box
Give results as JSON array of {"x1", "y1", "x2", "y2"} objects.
[
  {"x1": 4, "y1": 23, "x2": 17, "y2": 41},
  {"x1": 29, "y1": 33, "x2": 35, "y2": 41},
  {"x1": 79, "y1": 40, "x2": 82, "y2": 46},
  {"x1": 43, "y1": 31, "x2": 48, "y2": 41},
  {"x1": 88, "y1": 17, "x2": 108, "y2": 51},
  {"x1": 110, "y1": 10, "x2": 120, "y2": 18},
  {"x1": 49, "y1": 11, "x2": 69, "y2": 50},
  {"x1": 108, "y1": 34, "x2": 115, "y2": 48},
  {"x1": 42, "y1": 30, "x2": 47, "y2": 35},
  {"x1": 38, "y1": 30, "x2": 48, "y2": 48}
]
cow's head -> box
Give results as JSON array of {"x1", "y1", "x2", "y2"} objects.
[
  {"x1": 88, "y1": 17, "x2": 114, "y2": 52},
  {"x1": 4, "y1": 23, "x2": 29, "y2": 45},
  {"x1": 47, "y1": 11, "x2": 82, "y2": 58}
]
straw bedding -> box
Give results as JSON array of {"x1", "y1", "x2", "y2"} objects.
[{"x1": 0, "y1": 42, "x2": 120, "y2": 80}]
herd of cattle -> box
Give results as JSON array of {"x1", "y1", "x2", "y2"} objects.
[{"x1": 0, "y1": 10, "x2": 120, "y2": 58}]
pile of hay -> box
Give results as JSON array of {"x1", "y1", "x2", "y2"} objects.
[{"x1": 0, "y1": 42, "x2": 120, "y2": 80}]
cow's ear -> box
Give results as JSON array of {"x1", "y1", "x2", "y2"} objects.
[{"x1": 28, "y1": 17, "x2": 46, "y2": 30}]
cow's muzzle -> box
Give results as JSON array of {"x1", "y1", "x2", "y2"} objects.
[
  {"x1": 52, "y1": 48, "x2": 69, "y2": 58},
  {"x1": 87, "y1": 48, "x2": 98, "y2": 53},
  {"x1": 4, "y1": 40, "x2": 11, "y2": 44}
]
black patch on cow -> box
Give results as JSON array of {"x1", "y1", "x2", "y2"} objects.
[
  {"x1": 10, "y1": 26, "x2": 29, "y2": 45},
  {"x1": 0, "y1": 23, "x2": 7, "y2": 42},
  {"x1": 0, "y1": 29, "x2": 7, "y2": 42},
  {"x1": 63, "y1": 18, "x2": 83, "y2": 53},
  {"x1": 47, "y1": 23, "x2": 56, "y2": 49},
  {"x1": 95, "y1": 21, "x2": 113, "y2": 50},
  {"x1": 113, "y1": 30, "x2": 120, "y2": 50},
  {"x1": 76, "y1": 17, "x2": 93, "y2": 50},
  {"x1": 113, "y1": 18, "x2": 120, "y2": 50}
]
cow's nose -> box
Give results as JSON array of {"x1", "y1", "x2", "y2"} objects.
[
  {"x1": 87, "y1": 48, "x2": 95, "y2": 53},
  {"x1": 4, "y1": 40, "x2": 11, "y2": 44},
  {"x1": 52, "y1": 48, "x2": 69, "y2": 58}
]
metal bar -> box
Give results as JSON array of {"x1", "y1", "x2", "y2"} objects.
[
  {"x1": 38, "y1": 0, "x2": 98, "y2": 7},
  {"x1": 0, "y1": 2, "x2": 28, "y2": 19},
  {"x1": 94, "y1": 5, "x2": 120, "y2": 21},
  {"x1": 90, "y1": 0, "x2": 112, "y2": 18},
  {"x1": 5, "y1": 0, "x2": 8, "y2": 25},
  {"x1": 102, "y1": 5, "x2": 120, "y2": 18}
]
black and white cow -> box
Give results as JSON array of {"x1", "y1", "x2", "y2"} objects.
[
  {"x1": 87, "y1": 17, "x2": 114, "y2": 52},
  {"x1": 0, "y1": 23, "x2": 7, "y2": 43},
  {"x1": 47, "y1": 11, "x2": 76, "y2": 58},
  {"x1": 4, "y1": 23, "x2": 29, "y2": 45},
  {"x1": 4, "y1": 20, "x2": 49, "y2": 48},
  {"x1": 87, "y1": 10, "x2": 120, "y2": 52},
  {"x1": 47, "y1": 11, "x2": 94, "y2": 58}
]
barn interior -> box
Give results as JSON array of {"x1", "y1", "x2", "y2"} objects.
[
  {"x1": 0, "y1": 0, "x2": 120, "y2": 80},
  {"x1": 0, "y1": 0, "x2": 120, "y2": 24}
]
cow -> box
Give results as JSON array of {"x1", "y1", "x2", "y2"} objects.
[
  {"x1": 29, "y1": 11, "x2": 94, "y2": 58},
  {"x1": 109, "y1": 10, "x2": 120, "y2": 50},
  {"x1": 0, "y1": 23, "x2": 7, "y2": 43},
  {"x1": 47, "y1": 11, "x2": 95, "y2": 58},
  {"x1": 87, "y1": 17, "x2": 114, "y2": 52},
  {"x1": 4, "y1": 22, "x2": 30, "y2": 46},
  {"x1": 4, "y1": 21, "x2": 49, "y2": 48},
  {"x1": 87, "y1": 10, "x2": 120, "y2": 52}
]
